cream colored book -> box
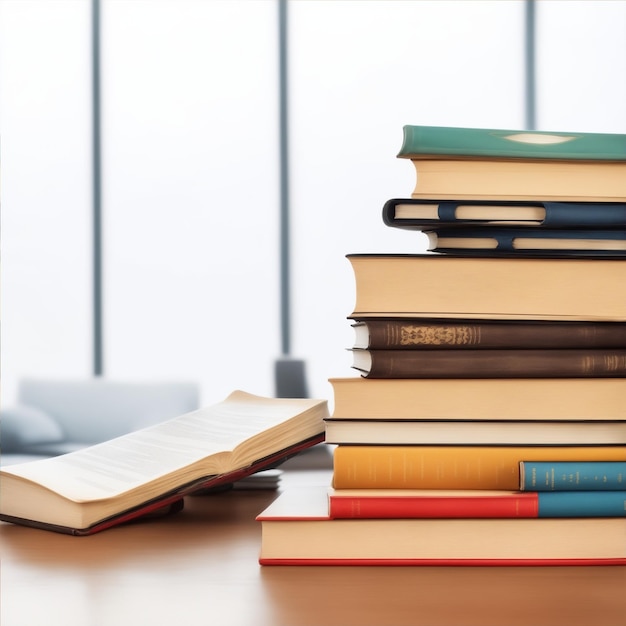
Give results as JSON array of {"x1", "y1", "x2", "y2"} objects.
[
  {"x1": 0, "y1": 391, "x2": 328, "y2": 535},
  {"x1": 329, "y1": 377, "x2": 626, "y2": 421},
  {"x1": 347, "y1": 254, "x2": 626, "y2": 321},
  {"x1": 406, "y1": 159, "x2": 626, "y2": 201}
]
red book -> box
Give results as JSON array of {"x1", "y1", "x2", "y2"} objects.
[
  {"x1": 257, "y1": 487, "x2": 626, "y2": 566},
  {"x1": 328, "y1": 489, "x2": 626, "y2": 519}
]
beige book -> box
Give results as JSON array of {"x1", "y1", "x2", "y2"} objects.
[
  {"x1": 347, "y1": 254, "x2": 626, "y2": 321},
  {"x1": 407, "y1": 159, "x2": 626, "y2": 201}
]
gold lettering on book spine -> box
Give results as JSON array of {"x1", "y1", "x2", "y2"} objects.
[{"x1": 399, "y1": 325, "x2": 480, "y2": 346}]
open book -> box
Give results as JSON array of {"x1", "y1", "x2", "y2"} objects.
[{"x1": 0, "y1": 390, "x2": 328, "y2": 535}]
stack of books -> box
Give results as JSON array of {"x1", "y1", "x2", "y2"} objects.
[{"x1": 258, "y1": 125, "x2": 626, "y2": 565}]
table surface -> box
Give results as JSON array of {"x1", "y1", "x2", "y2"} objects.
[{"x1": 2, "y1": 451, "x2": 626, "y2": 626}]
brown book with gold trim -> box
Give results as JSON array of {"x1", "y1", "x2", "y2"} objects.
[{"x1": 350, "y1": 348, "x2": 626, "y2": 378}]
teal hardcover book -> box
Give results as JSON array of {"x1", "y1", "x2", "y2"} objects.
[
  {"x1": 537, "y1": 492, "x2": 626, "y2": 517},
  {"x1": 398, "y1": 125, "x2": 626, "y2": 161}
]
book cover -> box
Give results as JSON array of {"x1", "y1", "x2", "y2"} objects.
[
  {"x1": 382, "y1": 198, "x2": 626, "y2": 228},
  {"x1": 350, "y1": 319, "x2": 626, "y2": 350},
  {"x1": 257, "y1": 487, "x2": 626, "y2": 565},
  {"x1": 520, "y1": 461, "x2": 626, "y2": 492},
  {"x1": 397, "y1": 125, "x2": 626, "y2": 161},
  {"x1": 332, "y1": 445, "x2": 626, "y2": 490},
  {"x1": 327, "y1": 488, "x2": 626, "y2": 519},
  {"x1": 350, "y1": 347, "x2": 626, "y2": 378}
]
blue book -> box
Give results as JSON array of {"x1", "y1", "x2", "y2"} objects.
[
  {"x1": 422, "y1": 227, "x2": 626, "y2": 255},
  {"x1": 520, "y1": 461, "x2": 626, "y2": 491},
  {"x1": 382, "y1": 198, "x2": 626, "y2": 229}
]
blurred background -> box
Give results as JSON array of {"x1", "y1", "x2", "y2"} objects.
[{"x1": 2, "y1": 0, "x2": 625, "y2": 409}]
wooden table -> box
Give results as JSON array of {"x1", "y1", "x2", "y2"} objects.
[{"x1": 2, "y1": 465, "x2": 625, "y2": 626}]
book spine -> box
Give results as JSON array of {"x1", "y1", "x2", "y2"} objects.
[
  {"x1": 354, "y1": 348, "x2": 626, "y2": 379},
  {"x1": 332, "y1": 446, "x2": 626, "y2": 490},
  {"x1": 352, "y1": 320, "x2": 626, "y2": 350},
  {"x1": 329, "y1": 493, "x2": 539, "y2": 518},
  {"x1": 328, "y1": 492, "x2": 626, "y2": 519},
  {"x1": 520, "y1": 461, "x2": 626, "y2": 491},
  {"x1": 542, "y1": 203, "x2": 626, "y2": 228}
]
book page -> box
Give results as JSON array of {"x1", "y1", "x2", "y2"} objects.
[{"x1": 1, "y1": 391, "x2": 324, "y2": 502}]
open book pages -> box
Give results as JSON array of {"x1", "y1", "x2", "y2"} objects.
[{"x1": 0, "y1": 390, "x2": 328, "y2": 533}]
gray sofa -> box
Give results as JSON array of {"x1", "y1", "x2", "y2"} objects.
[{"x1": 1, "y1": 378, "x2": 200, "y2": 465}]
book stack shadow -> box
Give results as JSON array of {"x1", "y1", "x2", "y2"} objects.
[{"x1": 257, "y1": 125, "x2": 626, "y2": 565}]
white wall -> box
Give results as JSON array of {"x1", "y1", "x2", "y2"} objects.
[
  {"x1": 100, "y1": 1, "x2": 281, "y2": 402},
  {"x1": 2, "y1": 0, "x2": 625, "y2": 409},
  {"x1": 1, "y1": 0, "x2": 93, "y2": 393},
  {"x1": 537, "y1": 0, "x2": 626, "y2": 132}
]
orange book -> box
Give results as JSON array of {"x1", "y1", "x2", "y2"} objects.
[{"x1": 332, "y1": 446, "x2": 626, "y2": 490}]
